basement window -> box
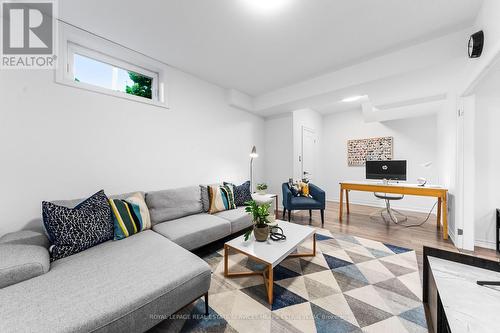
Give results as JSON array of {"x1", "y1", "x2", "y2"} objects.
[
  {"x1": 68, "y1": 43, "x2": 159, "y2": 102},
  {"x1": 55, "y1": 24, "x2": 168, "y2": 109},
  {"x1": 73, "y1": 53, "x2": 154, "y2": 100}
]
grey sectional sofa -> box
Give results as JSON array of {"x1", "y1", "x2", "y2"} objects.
[{"x1": 0, "y1": 185, "x2": 253, "y2": 333}]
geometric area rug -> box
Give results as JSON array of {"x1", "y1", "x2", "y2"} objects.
[{"x1": 149, "y1": 228, "x2": 428, "y2": 333}]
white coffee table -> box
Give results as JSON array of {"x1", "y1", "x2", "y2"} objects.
[{"x1": 223, "y1": 221, "x2": 316, "y2": 304}]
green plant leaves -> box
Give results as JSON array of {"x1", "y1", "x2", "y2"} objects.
[
  {"x1": 244, "y1": 200, "x2": 271, "y2": 227},
  {"x1": 243, "y1": 229, "x2": 252, "y2": 241}
]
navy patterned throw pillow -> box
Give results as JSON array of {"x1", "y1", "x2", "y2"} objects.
[
  {"x1": 224, "y1": 181, "x2": 252, "y2": 206},
  {"x1": 42, "y1": 190, "x2": 114, "y2": 261}
]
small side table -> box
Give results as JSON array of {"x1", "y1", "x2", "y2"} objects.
[{"x1": 252, "y1": 193, "x2": 279, "y2": 220}]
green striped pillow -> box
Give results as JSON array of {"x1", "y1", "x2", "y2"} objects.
[
  {"x1": 208, "y1": 184, "x2": 236, "y2": 214},
  {"x1": 109, "y1": 199, "x2": 145, "y2": 240}
]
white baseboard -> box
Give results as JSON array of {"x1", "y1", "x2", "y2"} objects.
[{"x1": 475, "y1": 239, "x2": 496, "y2": 250}]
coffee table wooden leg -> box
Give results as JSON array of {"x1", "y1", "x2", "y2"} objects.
[
  {"x1": 224, "y1": 244, "x2": 229, "y2": 277},
  {"x1": 224, "y1": 244, "x2": 270, "y2": 279},
  {"x1": 288, "y1": 233, "x2": 316, "y2": 257},
  {"x1": 313, "y1": 233, "x2": 316, "y2": 255},
  {"x1": 267, "y1": 264, "x2": 273, "y2": 304}
]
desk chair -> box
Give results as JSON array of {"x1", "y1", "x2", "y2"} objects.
[{"x1": 372, "y1": 192, "x2": 408, "y2": 224}]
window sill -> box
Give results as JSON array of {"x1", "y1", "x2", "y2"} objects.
[{"x1": 54, "y1": 75, "x2": 169, "y2": 110}]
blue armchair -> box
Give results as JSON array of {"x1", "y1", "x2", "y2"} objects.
[{"x1": 282, "y1": 183, "x2": 325, "y2": 226}]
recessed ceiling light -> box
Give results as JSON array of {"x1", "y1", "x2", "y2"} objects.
[
  {"x1": 341, "y1": 95, "x2": 365, "y2": 102},
  {"x1": 241, "y1": 0, "x2": 290, "y2": 14}
]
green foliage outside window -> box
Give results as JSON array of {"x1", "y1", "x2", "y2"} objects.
[{"x1": 126, "y1": 72, "x2": 152, "y2": 99}]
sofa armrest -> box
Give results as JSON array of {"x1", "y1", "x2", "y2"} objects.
[
  {"x1": 282, "y1": 183, "x2": 293, "y2": 209},
  {"x1": 309, "y1": 184, "x2": 326, "y2": 209},
  {"x1": 0, "y1": 230, "x2": 50, "y2": 248},
  {"x1": 0, "y1": 244, "x2": 50, "y2": 288}
]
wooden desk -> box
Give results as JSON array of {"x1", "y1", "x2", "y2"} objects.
[{"x1": 339, "y1": 182, "x2": 449, "y2": 240}]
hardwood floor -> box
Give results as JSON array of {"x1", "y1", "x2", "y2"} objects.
[{"x1": 282, "y1": 200, "x2": 500, "y2": 271}]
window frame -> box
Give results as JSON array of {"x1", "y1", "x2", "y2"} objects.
[
  {"x1": 68, "y1": 43, "x2": 159, "y2": 103},
  {"x1": 56, "y1": 24, "x2": 168, "y2": 109}
]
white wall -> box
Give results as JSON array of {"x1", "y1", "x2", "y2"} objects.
[
  {"x1": 436, "y1": 94, "x2": 459, "y2": 242},
  {"x1": 263, "y1": 113, "x2": 293, "y2": 208},
  {"x1": 472, "y1": 68, "x2": 500, "y2": 249},
  {"x1": 292, "y1": 109, "x2": 323, "y2": 184},
  {"x1": 322, "y1": 110, "x2": 438, "y2": 212},
  {"x1": 459, "y1": 0, "x2": 500, "y2": 95},
  {"x1": 454, "y1": 0, "x2": 500, "y2": 249},
  {"x1": 0, "y1": 66, "x2": 264, "y2": 235}
]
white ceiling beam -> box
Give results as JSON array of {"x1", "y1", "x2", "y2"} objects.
[{"x1": 253, "y1": 29, "x2": 467, "y2": 113}]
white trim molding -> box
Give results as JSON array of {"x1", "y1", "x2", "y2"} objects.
[
  {"x1": 475, "y1": 239, "x2": 496, "y2": 250},
  {"x1": 55, "y1": 22, "x2": 169, "y2": 109}
]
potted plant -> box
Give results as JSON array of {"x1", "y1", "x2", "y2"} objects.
[
  {"x1": 244, "y1": 200, "x2": 271, "y2": 241},
  {"x1": 256, "y1": 183, "x2": 268, "y2": 195}
]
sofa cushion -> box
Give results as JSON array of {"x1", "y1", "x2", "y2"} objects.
[
  {"x1": 290, "y1": 196, "x2": 322, "y2": 209},
  {"x1": 146, "y1": 186, "x2": 203, "y2": 225},
  {"x1": 0, "y1": 230, "x2": 211, "y2": 333},
  {"x1": 51, "y1": 191, "x2": 146, "y2": 209},
  {"x1": 215, "y1": 207, "x2": 252, "y2": 233},
  {"x1": 42, "y1": 190, "x2": 114, "y2": 261},
  {"x1": 0, "y1": 244, "x2": 50, "y2": 289},
  {"x1": 153, "y1": 214, "x2": 231, "y2": 250}
]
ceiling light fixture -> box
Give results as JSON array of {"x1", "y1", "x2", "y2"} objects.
[
  {"x1": 241, "y1": 0, "x2": 290, "y2": 14},
  {"x1": 341, "y1": 95, "x2": 365, "y2": 103}
]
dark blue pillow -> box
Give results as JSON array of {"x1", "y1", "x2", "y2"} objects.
[
  {"x1": 42, "y1": 190, "x2": 113, "y2": 261},
  {"x1": 224, "y1": 181, "x2": 252, "y2": 206}
]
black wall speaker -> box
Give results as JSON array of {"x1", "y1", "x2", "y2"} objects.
[{"x1": 468, "y1": 30, "x2": 484, "y2": 58}]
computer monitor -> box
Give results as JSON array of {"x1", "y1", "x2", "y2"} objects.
[{"x1": 365, "y1": 160, "x2": 407, "y2": 181}]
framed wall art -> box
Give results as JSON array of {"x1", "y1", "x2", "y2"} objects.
[{"x1": 347, "y1": 136, "x2": 393, "y2": 166}]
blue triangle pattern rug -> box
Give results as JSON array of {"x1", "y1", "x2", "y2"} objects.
[{"x1": 149, "y1": 228, "x2": 428, "y2": 333}]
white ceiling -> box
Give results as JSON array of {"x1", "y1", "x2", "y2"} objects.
[{"x1": 60, "y1": 0, "x2": 482, "y2": 96}]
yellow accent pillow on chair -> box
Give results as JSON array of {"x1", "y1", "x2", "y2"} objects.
[{"x1": 300, "y1": 182, "x2": 311, "y2": 197}]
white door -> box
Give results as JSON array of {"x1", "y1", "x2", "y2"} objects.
[{"x1": 301, "y1": 127, "x2": 316, "y2": 181}]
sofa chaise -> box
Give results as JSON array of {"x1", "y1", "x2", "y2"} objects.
[{"x1": 0, "y1": 185, "x2": 253, "y2": 333}]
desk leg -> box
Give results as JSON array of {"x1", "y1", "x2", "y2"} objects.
[
  {"x1": 339, "y1": 187, "x2": 344, "y2": 222},
  {"x1": 442, "y1": 195, "x2": 448, "y2": 240},
  {"x1": 436, "y1": 197, "x2": 442, "y2": 230},
  {"x1": 346, "y1": 190, "x2": 350, "y2": 214}
]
